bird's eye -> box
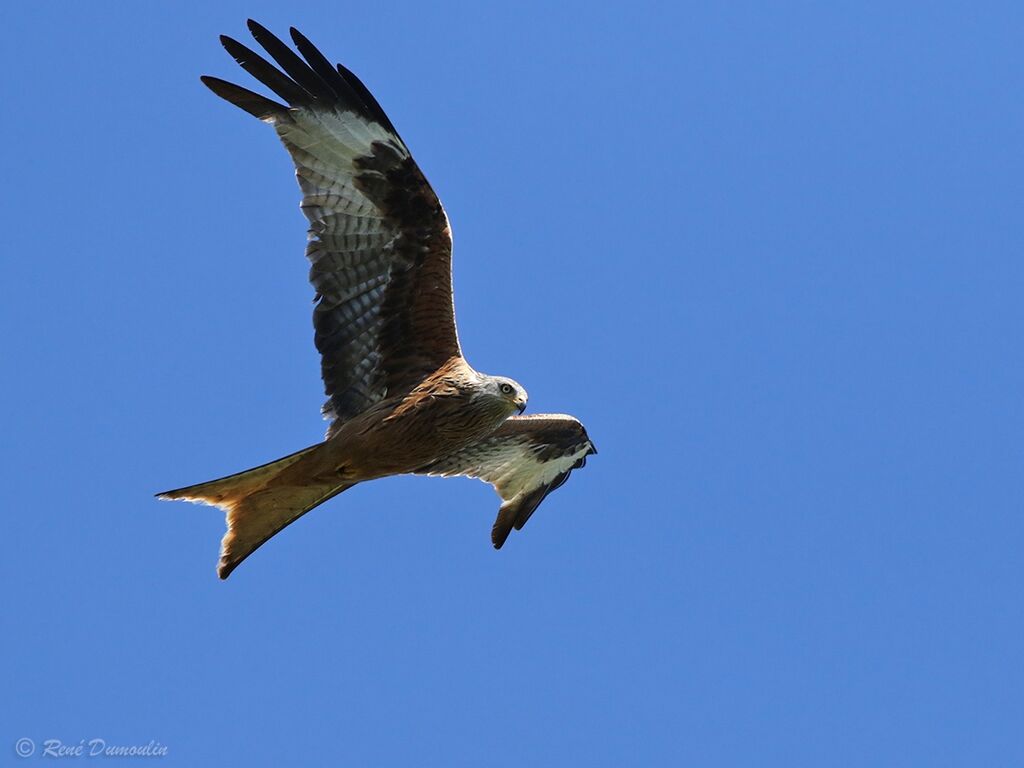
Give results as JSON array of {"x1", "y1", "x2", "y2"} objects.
[{"x1": 500, "y1": 383, "x2": 514, "y2": 395}]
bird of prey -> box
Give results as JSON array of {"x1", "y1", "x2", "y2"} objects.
[{"x1": 157, "y1": 21, "x2": 596, "y2": 579}]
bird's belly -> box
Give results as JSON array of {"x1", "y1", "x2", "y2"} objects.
[{"x1": 328, "y1": 395, "x2": 509, "y2": 479}]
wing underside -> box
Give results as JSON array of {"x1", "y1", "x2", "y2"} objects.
[
  {"x1": 416, "y1": 415, "x2": 597, "y2": 548},
  {"x1": 203, "y1": 21, "x2": 461, "y2": 434}
]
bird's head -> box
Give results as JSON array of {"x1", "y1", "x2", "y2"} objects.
[{"x1": 488, "y1": 376, "x2": 528, "y2": 415}]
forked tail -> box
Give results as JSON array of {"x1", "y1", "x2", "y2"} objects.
[{"x1": 157, "y1": 444, "x2": 352, "y2": 579}]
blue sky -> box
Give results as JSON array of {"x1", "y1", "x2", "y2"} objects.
[{"x1": 3, "y1": 1, "x2": 1022, "y2": 765}]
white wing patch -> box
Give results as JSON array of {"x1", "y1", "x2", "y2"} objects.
[
  {"x1": 273, "y1": 107, "x2": 407, "y2": 225},
  {"x1": 416, "y1": 413, "x2": 596, "y2": 548},
  {"x1": 496, "y1": 444, "x2": 592, "y2": 501},
  {"x1": 418, "y1": 414, "x2": 595, "y2": 501}
]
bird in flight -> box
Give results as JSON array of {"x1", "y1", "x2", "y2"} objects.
[{"x1": 158, "y1": 21, "x2": 596, "y2": 579}]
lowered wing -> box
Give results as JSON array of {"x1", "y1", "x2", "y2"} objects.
[{"x1": 416, "y1": 415, "x2": 597, "y2": 548}]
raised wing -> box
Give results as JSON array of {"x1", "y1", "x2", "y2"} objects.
[
  {"x1": 416, "y1": 415, "x2": 597, "y2": 548},
  {"x1": 202, "y1": 21, "x2": 461, "y2": 435}
]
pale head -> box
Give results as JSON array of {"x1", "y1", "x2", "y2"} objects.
[{"x1": 484, "y1": 375, "x2": 528, "y2": 415}]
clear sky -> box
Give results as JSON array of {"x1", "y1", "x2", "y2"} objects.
[{"x1": 3, "y1": 1, "x2": 1022, "y2": 765}]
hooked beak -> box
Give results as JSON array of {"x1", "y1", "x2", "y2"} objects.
[{"x1": 516, "y1": 401, "x2": 527, "y2": 414}]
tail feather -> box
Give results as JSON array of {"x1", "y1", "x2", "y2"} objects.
[
  {"x1": 215, "y1": 480, "x2": 352, "y2": 579},
  {"x1": 157, "y1": 444, "x2": 352, "y2": 579},
  {"x1": 157, "y1": 444, "x2": 320, "y2": 506}
]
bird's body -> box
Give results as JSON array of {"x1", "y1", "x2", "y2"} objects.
[
  {"x1": 304, "y1": 357, "x2": 522, "y2": 482},
  {"x1": 159, "y1": 21, "x2": 596, "y2": 578}
]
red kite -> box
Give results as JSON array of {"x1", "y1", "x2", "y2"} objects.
[{"x1": 158, "y1": 21, "x2": 596, "y2": 579}]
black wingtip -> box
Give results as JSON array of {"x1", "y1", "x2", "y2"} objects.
[
  {"x1": 219, "y1": 34, "x2": 256, "y2": 67},
  {"x1": 201, "y1": 74, "x2": 287, "y2": 120},
  {"x1": 492, "y1": 524, "x2": 511, "y2": 549},
  {"x1": 288, "y1": 25, "x2": 352, "y2": 103},
  {"x1": 335, "y1": 63, "x2": 404, "y2": 141},
  {"x1": 246, "y1": 19, "x2": 273, "y2": 42},
  {"x1": 217, "y1": 559, "x2": 235, "y2": 580},
  {"x1": 216, "y1": 30, "x2": 312, "y2": 107},
  {"x1": 209, "y1": 21, "x2": 406, "y2": 144},
  {"x1": 287, "y1": 26, "x2": 323, "y2": 57},
  {"x1": 244, "y1": 19, "x2": 337, "y2": 103}
]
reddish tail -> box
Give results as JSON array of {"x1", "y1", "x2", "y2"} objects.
[{"x1": 157, "y1": 444, "x2": 352, "y2": 578}]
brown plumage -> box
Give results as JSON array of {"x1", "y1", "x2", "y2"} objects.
[{"x1": 158, "y1": 21, "x2": 596, "y2": 578}]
